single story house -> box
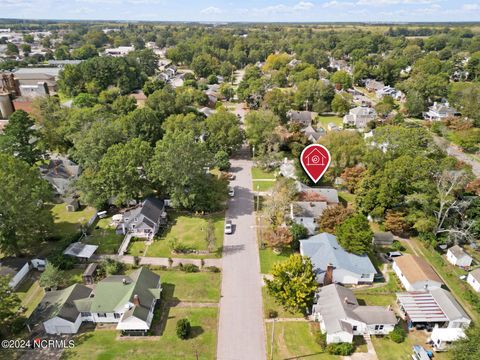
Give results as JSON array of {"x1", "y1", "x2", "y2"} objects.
[
  {"x1": 104, "y1": 46, "x2": 134, "y2": 57},
  {"x1": 423, "y1": 102, "x2": 458, "y2": 121},
  {"x1": 30, "y1": 267, "x2": 161, "y2": 335},
  {"x1": 365, "y1": 79, "x2": 385, "y2": 92},
  {"x1": 290, "y1": 201, "x2": 328, "y2": 235},
  {"x1": 343, "y1": 106, "x2": 376, "y2": 129},
  {"x1": 312, "y1": 284, "x2": 397, "y2": 344},
  {"x1": 280, "y1": 158, "x2": 296, "y2": 179},
  {"x1": 466, "y1": 268, "x2": 480, "y2": 293},
  {"x1": 300, "y1": 233, "x2": 377, "y2": 285},
  {"x1": 0, "y1": 257, "x2": 46, "y2": 288},
  {"x1": 286, "y1": 110, "x2": 313, "y2": 127},
  {"x1": 397, "y1": 288, "x2": 471, "y2": 329},
  {"x1": 301, "y1": 125, "x2": 324, "y2": 143},
  {"x1": 295, "y1": 182, "x2": 339, "y2": 204},
  {"x1": 372, "y1": 232, "x2": 394, "y2": 246},
  {"x1": 446, "y1": 245, "x2": 472, "y2": 267},
  {"x1": 63, "y1": 242, "x2": 98, "y2": 261},
  {"x1": 121, "y1": 198, "x2": 167, "y2": 239},
  {"x1": 393, "y1": 254, "x2": 444, "y2": 291},
  {"x1": 29, "y1": 283, "x2": 93, "y2": 334},
  {"x1": 430, "y1": 327, "x2": 466, "y2": 352}
]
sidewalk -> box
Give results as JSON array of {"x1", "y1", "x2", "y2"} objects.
[{"x1": 95, "y1": 254, "x2": 221, "y2": 268}]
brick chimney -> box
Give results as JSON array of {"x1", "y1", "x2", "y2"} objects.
[
  {"x1": 133, "y1": 294, "x2": 140, "y2": 306},
  {"x1": 323, "y1": 263, "x2": 334, "y2": 286}
]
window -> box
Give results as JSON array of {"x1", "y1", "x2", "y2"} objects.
[
  {"x1": 361, "y1": 274, "x2": 370, "y2": 278},
  {"x1": 97, "y1": 313, "x2": 107, "y2": 318},
  {"x1": 352, "y1": 326, "x2": 357, "y2": 331},
  {"x1": 374, "y1": 325, "x2": 384, "y2": 331},
  {"x1": 81, "y1": 312, "x2": 91, "y2": 317},
  {"x1": 114, "y1": 313, "x2": 121, "y2": 319}
]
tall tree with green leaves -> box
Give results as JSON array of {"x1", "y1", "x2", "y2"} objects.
[
  {"x1": 0, "y1": 110, "x2": 42, "y2": 165},
  {"x1": 205, "y1": 110, "x2": 244, "y2": 155},
  {"x1": 265, "y1": 254, "x2": 318, "y2": 313},
  {"x1": 0, "y1": 154, "x2": 53, "y2": 255},
  {"x1": 0, "y1": 275, "x2": 21, "y2": 328},
  {"x1": 335, "y1": 214, "x2": 373, "y2": 254}
]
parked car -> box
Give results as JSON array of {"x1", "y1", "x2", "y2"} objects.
[
  {"x1": 228, "y1": 186, "x2": 235, "y2": 197},
  {"x1": 386, "y1": 251, "x2": 403, "y2": 261},
  {"x1": 227, "y1": 173, "x2": 236, "y2": 180},
  {"x1": 224, "y1": 220, "x2": 233, "y2": 234}
]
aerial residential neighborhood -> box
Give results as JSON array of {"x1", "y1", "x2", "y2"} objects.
[{"x1": 0, "y1": 2, "x2": 480, "y2": 360}]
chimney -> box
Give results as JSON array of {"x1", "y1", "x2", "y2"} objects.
[
  {"x1": 133, "y1": 294, "x2": 140, "y2": 307},
  {"x1": 122, "y1": 278, "x2": 127, "y2": 284},
  {"x1": 323, "y1": 263, "x2": 334, "y2": 286}
]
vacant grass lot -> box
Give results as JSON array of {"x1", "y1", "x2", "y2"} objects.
[
  {"x1": 251, "y1": 167, "x2": 277, "y2": 180},
  {"x1": 316, "y1": 115, "x2": 343, "y2": 129},
  {"x1": 262, "y1": 287, "x2": 304, "y2": 319},
  {"x1": 50, "y1": 203, "x2": 96, "y2": 239},
  {"x1": 259, "y1": 248, "x2": 294, "y2": 274},
  {"x1": 62, "y1": 307, "x2": 218, "y2": 360},
  {"x1": 155, "y1": 270, "x2": 221, "y2": 303},
  {"x1": 266, "y1": 321, "x2": 340, "y2": 360},
  {"x1": 128, "y1": 212, "x2": 225, "y2": 258},
  {"x1": 253, "y1": 180, "x2": 276, "y2": 192}
]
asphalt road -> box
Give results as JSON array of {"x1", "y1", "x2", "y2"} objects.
[{"x1": 216, "y1": 148, "x2": 266, "y2": 360}]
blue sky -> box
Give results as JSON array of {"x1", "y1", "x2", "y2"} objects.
[{"x1": 1, "y1": 1, "x2": 479, "y2": 22}]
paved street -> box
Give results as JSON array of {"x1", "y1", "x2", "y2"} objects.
[
  {"x1": 432, "y1": 134, "x2": 480, "y2": 177},
  {"x1": 217, "y1": 148, "x2": 266, "y2": 360}
]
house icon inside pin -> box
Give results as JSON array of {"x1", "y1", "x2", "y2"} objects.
[{"x1": 304, "y1": 148, "x2": 327, "y2": 166}]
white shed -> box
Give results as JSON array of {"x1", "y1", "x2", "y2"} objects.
[
  {"x1": 446, "y1": 245, "x2": 472, "y2": 267},
  {"x1": 430, "y1": 327, "x2": 466, "y2": 352},
  {"x1": 467, "y1": 268, "x2": 480, "y2": 293}
]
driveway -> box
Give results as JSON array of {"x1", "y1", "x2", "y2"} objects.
[
  {"x1": 432, "y1": 134, "x2": 480, "y2": 177},
  {"x1": 217, "y1": 147, "x2": 266, "y2": 360}
]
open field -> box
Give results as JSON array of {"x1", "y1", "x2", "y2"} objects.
[{"x1": 251, "y1": 167, "x2": 277, "y2": 180}]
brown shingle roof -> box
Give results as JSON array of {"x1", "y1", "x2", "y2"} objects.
[{"x1": 394, "y1": 254, "x2": 443, "y2": 285}]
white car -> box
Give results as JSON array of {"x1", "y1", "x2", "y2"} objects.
[
  {"x1": 224, "y1": 220, "x2": 233, "y2": 234},
  {"x1": 228, "y1": 187, "x2": 235, "y2": 197}
]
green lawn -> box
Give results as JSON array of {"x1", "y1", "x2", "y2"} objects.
[
  {"x1": 262, "y1": 287, "x2": 304, "y2": 319},
  {"x1": 259, "y1": 248, "x2": 294, "y2": 274},
  {"x1": 50, "y1": 203, "x2": 96, "y2": 239},
  {"x1": 253, "y1": 180, "x2": 276, "y2": 192},
  {"x1": 266, "y1": 321, "x2": 340, "y2": 360},
  {"x1": 85, "y1": 217, "x2": 123, "y2": 254},
  {"x1": 354, "y1": 271, "x2": 401, "y2": 307},
  {"x1": 252, "y1": 167, "x2": 277, "y2": 180},
  {"x1": 62, "y1": 307, "x2": 218, "y2": 360},
  {"x1": 128, "y1": 212, "x2": 225, "y2": 259},
  {"x1": 15, "y1": 275, "x2": 44, "y2": 317},
  {"x1": 155, "y1": 271, "x2": 221, "y2": 303},
  {"x1": 316, "y1": 115, "x2": 343, "y2": 129},
  {"x1": 64, "y1": 268, "x2": 85, "y2": 287},
  {"x1": 338, "y1": 191, "x2": 356, "y2": 206}
]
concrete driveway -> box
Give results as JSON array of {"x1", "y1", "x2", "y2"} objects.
[{"x1": 217, "y1": 147, "x2": 266, "y2": 360}]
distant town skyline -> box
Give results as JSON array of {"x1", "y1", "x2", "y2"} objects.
[{"x1": 1, "y1": 0, "x2": 479, "y2": 23}]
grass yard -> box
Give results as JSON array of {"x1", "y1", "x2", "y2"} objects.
[
  {"x1": 128, "y1": 212, "x2": 225, "y2": 259},
  {"x1": 354, "y1": 270, "x2": 401, "y2": 307},
  {"x1": 85, "y1": 217, "x2": 123, "y2": 254},
  {"x1": 262, "y1": 287, "x2": 304, "y2": 319},
  {"x1": 50, "y1": 203, "x2": 96, "y2": 239},
  {"x1": 259, "y1": 248, "x2": 294, "y2": 274},
  {"x1": 62, "y1": 307, "x2": 218, "y2": 360},
  {"x1": 338, "y1": 191, "x2": 356, "y2": 206},
  {"x1": 155, "y1": 270, "x2": 221, "y2": 303},
  {"x1": 251, "y1": 167, "x2": 277, "y2": 180},
  {"x1": 15, "y1": 275, "x2": 44, "y2": 317},
  {"x1": 253, "y1": 180, "x2": 276, "y2": 192},
  {"x1": 316, "y1": 115, "x2": 343, "y2": 129},
  {"x1": 266, "y1": 321, "x2": 340, "y2": 360}
]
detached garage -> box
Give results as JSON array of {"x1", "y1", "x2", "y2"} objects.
[{"x1": 28, "y1": 284, "x2": 92, "y2": 334}]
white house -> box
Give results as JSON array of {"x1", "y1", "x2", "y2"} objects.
[
  {"x1": 0, "y1": 257, "x2": 46, "y2": 289},
  {"x1": 423, "y1": 102, "x2": 458, "y2": 121},
  {"x1": 343, "y1": 106, "x2": 376, "y2": 129},
  {"x1": 312, "y1": 284, "x2": 397, "y2": 344},
  {"x1": 446, "y1": 245, "x2": 472, "y2": 267},
  {"x1": 430, "y1": 327, "x2": 466, "y2": 352},
  {"x1": 121, "y1": 198, "x2": 167, "y2": 239},
  {"x1": 104, "y1": 46, "x2": 134, "y2": 57},
  {"x1": 30, "y1": 267, "x2": 161, "y2": 335},
  {"x1": 300, "y1": 233, "x2": 377, "y2": 285},
  {"x1": 393, "y1": 254, "x2": 444, "y2": 291},
  {"x1": 467, "y1": 268, "x2": 480, "y2": 293}
]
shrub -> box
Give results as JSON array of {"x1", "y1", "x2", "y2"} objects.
[
  {"x1": 326, "y1": 342, "x2": 355, "y2": 356},
  {"x1": 206, "y1": 266, "x2": 221, "y2": 273},
  {"x1": 47, "y1": 251, "x2": 76, "y2": 270},
  {"x1": 315, "y1": 331, "x2": 327, "y2": 350},
  {"x1": 391, "y1": 240, "x2": 406, "y2": 252},
  {"x1": 182, "y1": 264, "x2": 199, "y2": 273},
  {"x1": 389, "y1": 325, "x2": 406, "y2": 343},
  {"x1": 133, "y1": 256, "x2": 140, "y2": 267},
  {"x1": 11, "y1": 316, "x2": 26, "y2": 334},
  {"x1": 176, "y1": 318, "x2": 191, "y2": 339},
  {"x1": 100, "y1": 258, "x2": 124, "y2": 276},
  {"x1": 267, "y1": 309, "x2": 278, "y2": 319},
  {"x1": 39, "y1": 263, "x2": 64, "y2": 289}
]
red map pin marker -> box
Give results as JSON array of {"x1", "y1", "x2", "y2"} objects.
[{"x1": 300, "y1": 144, "x2": 331, "y2": 184}]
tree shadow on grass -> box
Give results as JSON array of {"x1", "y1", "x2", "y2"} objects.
[{"x1": 189, "y1": 326, "x2": 204, "y2": 339}]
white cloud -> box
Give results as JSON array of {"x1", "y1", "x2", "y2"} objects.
[
  {"x1": 294, "y1": 1, "x2": 315, "y2": 10},
  {"x1": 253, "y1": 1, "x2": 316, "y2": 15},
  {"x1": 322, "y1": 1, "x2": 355, "y2": 8},
  {"x1": 356, "y1": 0, "x2": 439, "y2": 4},
  {"x1": 200, "y1": 6, "x2": 222, "y2": 15},
  {"x1": 462, "y1": 3, "x2": 480, "y2": 11}
]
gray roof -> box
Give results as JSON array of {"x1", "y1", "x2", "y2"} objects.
[
  {"x1": 29, "y1": 284, "x2": 92, "y2": 324},
  {"x1": 349, "y1": 106, "x2": 376, "y2": 116},
  {"x1": 0, "y1": 257, "x2": 30, "y2": 277},
  {"x1": 293, "y1": 201, "x2": 328, "y2": 218},
  {"x1": 301, "y1": 125, "x2": 324, "y2": 141},
  {"x1": 448, "y1": 245, "x2": 471, "y2": 260},
  {"x1": 469, "y1": 268, "x2": 480, "y2": 282},
  {"x1": 63, "y1": 242, "x2": 98, "y2": 259},
  {"x1": 14, "y1": 67, "x2": 61, "y2": 78},
  {"x1": 39, "y1": 156, "x2": 80, "y2": 195},
  {"x1": 287, "y1": 110, "x2": 313, "y2": 126},
  {"x1": 430, "y1": 288, "x2": 470, "y2": 323},
  {"x1": 373, "y1": 232, "x2": 394, "y2": 244},
  {"x1": 296, "y1": 182, "x2": 339, "y2": 204},
  {"x1": 300, "y1": 233, "x2": 376, "y2": 277},
  {"x1": 313, "y1": 284, "x2": 396, "y2": 334},
  {"x1": 124, "y1": 198, "x2": 166, "y2": 230}
]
